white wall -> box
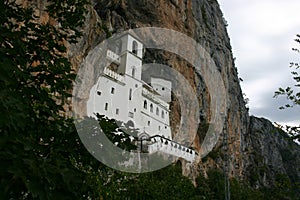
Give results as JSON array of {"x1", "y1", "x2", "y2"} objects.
[
  {"x1": 150, "y1": 77, "x2": 172, "y2": 103},
  {"x1": 87, "y1": 33, "x2": 172, "y2": 139}
]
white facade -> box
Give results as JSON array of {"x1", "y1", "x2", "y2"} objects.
[{"x1": 87, "y1": 33, "x2": 172, "y2": 139}]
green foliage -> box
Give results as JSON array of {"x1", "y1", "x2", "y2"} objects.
[
  {"x1": 95, "y1": 113, "x2": 138, "y2": 151},
  {"x1": 0, "y1": 0, "x2": 97, "y2": 199},
  {"x1": 274, "y1": 34, "x2": 300, "y2": 142},
  {"x1": 96, "y1": 164, "x2": 197, "y2": 200}
]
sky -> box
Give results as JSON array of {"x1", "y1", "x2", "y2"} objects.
[{"x1": 218, "y1": 0, "x2": 300, "y2": 126}]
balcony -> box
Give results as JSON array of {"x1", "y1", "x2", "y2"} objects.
[
  {"x1": 103, "y1": 68, "x2": 125, "y2": 83},
  {"x1": 107, "y1": 49, "x2": 120, "y2": 65}
]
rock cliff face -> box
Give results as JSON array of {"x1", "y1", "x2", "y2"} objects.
[
  {"x1": 244, "y1": 116, "x2": 300, "y2": 188},
  {"x1": 79, "y1": 0, "x2": 249, "y2": 179},
  {"x1": 23, "y1": 0, "x2": 300, "y2": 189},
  {"x1": 73, "y1": 0, "x2": 299, "y2": 188}
]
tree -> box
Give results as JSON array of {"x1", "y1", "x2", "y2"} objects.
[
  {"x1": 274, "y1": 34, "x2": 300, "y2": 143},
  {"x1": 0, "y1": 1, "x2": 100, "y2": 199}
]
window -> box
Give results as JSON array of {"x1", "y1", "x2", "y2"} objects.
[
  {"x1": 150, "y1": 104, "x2": 153, "y2": 112},
  {"x1": 105, "y1": 103, "x2": 108, "y2": 111},
  {"x1": 132, "y1": 40, "x2": 138, "y2": 55},
  {"x1": 129, "y1": 88, "x2": 132, "y2": 100},
  {"x1": 143, "y1": 100, "x2": 147, "y2": 109},
  {"x1": 134, "y1": 108, "x2": 136, "y2": 112},
  {"x1": 158, "y1": 126, "x2": 161, "y2": 131},
  {"x1": 147, "y1": 121, "x2": 150, "y2": 126},
  {"x1": 111, "y1": 87, "x2": 115, "y2": 94},
  {"x1": 156, "y1": 107, "x2": 159, "y2": 115},
  {"x1": 132, "y1": 67, "x2": 136, "y2": 78},
  {"x1": 162, "y1": 87, "x2": 165, "y2": 91},
  {"x1": 116, "y1": 108, "x2": 119, "y2": 115},
  {"x1": 97, "y1": 91, "x2": 101, "y2": 96},
  {"x1": 161, "y1": 110, "x2": 165, "y2": 118}
]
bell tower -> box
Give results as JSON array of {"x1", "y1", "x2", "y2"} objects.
[{"x1": 117, "y1": 33, "x2": 143, "y2": 80}]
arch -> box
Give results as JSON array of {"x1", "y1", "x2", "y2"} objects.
[
  {"x1": 132, "y1": 40, "x2": 138, "y2": 55},
  {"x1": 143, "y1": 100, "x2": 147, "y2": 109},
  {"x1": 156, "y1": 107, "x2": 159, "y2": 115},
  {"x1": 176, "y1": 160, "x2": 182, "y2": 167},
  {"x1": 150, "y1": 103, "x2": 153, "y2": 112},
  {"x1": 161, "y1": 110, "x2": 165, "y2": 118},
  {"x1": 139, "y1": 132, "x2": 150, "y2": 140},
  {"x1": 125, "y1": 120, "x2": 135, "y2": 128}
]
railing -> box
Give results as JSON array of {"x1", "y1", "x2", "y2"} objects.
[
  {"x1": 107, "y1": 49, "x2": 120, "y2": 64},
  {"x1": 146, "y1": 135, "x2": 198, "y2": 162},
  {"x1": 103, "y1": 68, "x2": 125, "y2": 83},
  {"x1": 142, "y1": 88, "x2": 169, "y2": 108}
]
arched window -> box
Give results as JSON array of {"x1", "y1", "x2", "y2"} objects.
[
  {"x1": 161, "y1": 110, "x2": 164, "y2": 118},
  {"x1": 150, "y1": 104, "x2": 153, "y2": 112},
  {"x1": 156, "y1": 107, "x2": 159, "y2": 115},
  {"x1": 132, "y1": 67, "x2": 136, "y2": 78},
  {"x1": 132, "y1": 40, "x2": 138, "y2": 55},
  {"x1": 143, "y1": 100, "x2": 147, "y2": 109}
]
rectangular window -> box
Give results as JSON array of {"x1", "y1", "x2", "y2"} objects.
[
  {"x1": 129, "y1": 88, "x2": 132, "y2": 100},
  {"x1": 111, "y1": 87, "x2": 115, "y2": 94},
  {"x1": 116, "y1": 108, "x2": 119, "y2": 115},
  {"x1": 105, "y1": 103, "x2": 108, "y2": 111}
]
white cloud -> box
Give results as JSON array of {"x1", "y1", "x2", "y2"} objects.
[
  {"x1": 219, "y1": 0, "x2": 300, "y2": 126},
  {"x1": 235, "y1": 1, "x2": 300, "y2": 36}
]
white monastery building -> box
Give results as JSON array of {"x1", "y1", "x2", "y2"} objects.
[{"x1": 87, "y1": 32, "x2": 197, "y2": 162}]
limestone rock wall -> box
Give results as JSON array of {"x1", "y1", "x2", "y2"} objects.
[
  {"x1": 20, "y1": 0, "x2": 300, "y2": 188},
  {"x1": 72, "y1": 0, "x2": 300, "y2": 187},
  {"x1": 71, "y1": 0, "x2": 249, "y2": 180},
  {"x1": 243, "y1": 116, "x2": 300, "y2": 188}
]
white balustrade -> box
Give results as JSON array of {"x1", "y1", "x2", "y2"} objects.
[
  {"x1": 147, "y1": 135, "x2": 197, "y2": 162},
  {"x1": 106, "y1": 50, "x2": 121, "y2": 64},
  {"x1": 103, "y1": 68, "x2": 125, "y2": 83}
]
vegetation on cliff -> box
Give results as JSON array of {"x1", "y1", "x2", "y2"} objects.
[{"x1": 274, "y1": 34, "x2": 300, "y2": 143}]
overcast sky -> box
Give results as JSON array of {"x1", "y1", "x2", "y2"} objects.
[{"x1": 218, "y1": 0, "x2": 300, "y2": 126}]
